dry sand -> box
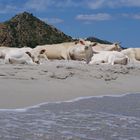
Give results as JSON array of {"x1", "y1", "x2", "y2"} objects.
[{"x1": 0, "y1": 60, "x2": 140, "y2": 109}]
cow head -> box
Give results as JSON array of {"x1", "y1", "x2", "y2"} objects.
[
  {"x1": 84, "y1": 46, "x2": 94, "y2": 64},
  {"x1": 25, "y1": 51, "x2": 39, "y2": 64},
  {"x1": 69, "y1": 43, "x2": 94, "y2": 63},
  {"x1": 75, "y1": 39, "x2": 94, "y2": 46},
  {"x1": 75, "y1": 39, "x2": 85, "y2": 45},
  {"x1": 114, "y1": 42, "x2": 122, "y2": 51},
  {"x1": 25, "y1": 49, "x2": 47, "y2": 64}
]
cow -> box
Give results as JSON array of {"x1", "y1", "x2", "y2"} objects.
[
  {"x1": 0, "y1": 47, "x2": 32, "y2": 59},
  {"x1": 91, "y1": 42, "x2": 122, "y2": 52},
  {"x1": 121, "y1": 48, "x2": 140, "y2": 63},
  {"x1": 33, "y1": 41, "x2": 92, "y2": 63},
  {"x1": 89, "y1": 51, "x2": 128, "y2": 65},
  {"x1": 2, "y1": 47, "x2": 46, "y2": 64},
  {"x1": 33, "y1": 39, "x2": 93, "y2": 61},
  {"x1": 4, "y1": 50, "x2": 35, "y2": 64},
  {"x1": 33, "y1": 44, "x2": 70, "y2": 60}
]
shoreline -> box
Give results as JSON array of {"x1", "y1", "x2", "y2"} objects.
[
  {"x1": 0, "y1": 60, "x2": 140, "y2": 109},
  {"x1": 0, "y1": 92, "x2": 138, "y2": 111}
]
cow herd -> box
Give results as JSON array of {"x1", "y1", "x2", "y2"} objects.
[{"x1": 0, "y1": 39, "x2": 140, "y2": 65}]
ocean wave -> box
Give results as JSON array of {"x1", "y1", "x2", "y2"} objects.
[{"x1": 0, "y1": 92, "x2": 139, "y2": 112}]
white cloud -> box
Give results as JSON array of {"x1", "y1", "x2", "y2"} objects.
[
  {"x1": 54, "y1": 0, "x2": 79, "y2": 7},
  {"x1": 24, "y1": 0, "x2": 53, "y2": 11},
  {"x1": 121, "y1": 0, "x2": 140, "y2": 7},
  {"x1": 86, "y1": 0, "x2": 106, "y2": 9},
  {"x1": 133, "y1": 14, "x2": 140, "y2": 20},
  {"x1": 76, "y1": 13, "x2": 112, "y2": 21},
  {"x1": 24, "y1": 0, "x2": 79, "y2": 11},
  {"x1": 122, "y1": 13, "x2": 140, "y2": 20},
  {"x1": 86, "y1": 0, "x2": 140, "y2": 9},
  {"x1": 0, "y1": 0, "x2": 140, "y2": 15},
  {"x1": 0, "y1": 4, "x2": 18, "y2": 14}
]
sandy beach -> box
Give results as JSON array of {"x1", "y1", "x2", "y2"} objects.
[{"x1": 0, "y1": 60, "x2": 140, "y2": 109}]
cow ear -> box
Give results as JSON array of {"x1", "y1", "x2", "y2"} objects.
[
  {"x1": 79, "y1": 40, "x2": 85, "y2": 45},
  {"x1": 92, "y1": 42, "x2": 98, "y2": 46},
  {"x1": 75, "y1": 41, "x2": 79, "y2": 44},
  {"x1": 40, "y1": 49, "x2": 46, "y2": 54},
  {"x1": 25, "y1": 52, "x2": 32, "y2": 57}
]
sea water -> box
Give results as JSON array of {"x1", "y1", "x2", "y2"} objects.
[{"x1": 0, "y1": 93, "x2": 140, "y2": 140}]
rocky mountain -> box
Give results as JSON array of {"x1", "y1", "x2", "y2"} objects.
[{"x1": 0, "y1": 12, "x2": 72, "y2": 48}]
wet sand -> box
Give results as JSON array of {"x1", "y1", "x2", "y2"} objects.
[{"x1": 0, "y1": 60, "x2": 140, "y2": 109}]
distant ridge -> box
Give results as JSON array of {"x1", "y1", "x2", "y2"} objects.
[
  {"x1": 0, "y1": 12, "x2": 72, "y2": 48},
  {"x1": 86, "y1": 37, "x2": 112, "y2": 44}
]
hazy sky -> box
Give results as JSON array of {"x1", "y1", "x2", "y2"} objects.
[{"x1": 0, "y1": 0, "x2": 140, "y2": 48}]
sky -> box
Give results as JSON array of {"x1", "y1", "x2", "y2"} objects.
[{"x1": 0, "y1": 0, "x2": 140, "y2": 48}]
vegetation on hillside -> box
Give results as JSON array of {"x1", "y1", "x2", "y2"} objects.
[{"x1": 0, "y1": 12, "x2": 72, "y2": 48}]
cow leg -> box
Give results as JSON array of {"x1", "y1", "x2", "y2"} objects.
[{"x1": 108, "y1": 55, "x2": 114, "y2": 65}]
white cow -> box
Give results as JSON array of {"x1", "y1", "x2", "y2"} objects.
[
  {"x1": 92, "y1": 42, "x2": 122, "y2": 52},
  {"x1": 89, "y1": 51, "x2": 128, "y2": 65},
  {"x1": 0, "y1": 46, "x2": 47, "y2": 64},
  {"x1": 121, "y1": 48, "x2": 140, "y2": 62},
  {"x1": 33, "y1": 39, "x2": 93, "y2": 60},
  {"x1": 0, "y1": 47, "x2": 32, "y2": 59},
  {"x1": 4, "y1": 50, "x2": 34, "y2": 64}
]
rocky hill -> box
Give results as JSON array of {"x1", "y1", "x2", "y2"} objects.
[{"x1": 0, "y1": 12, "x2": 72, "y2": 48}]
